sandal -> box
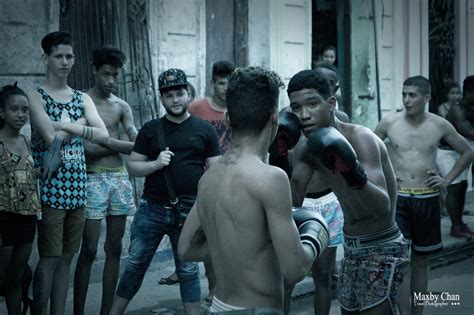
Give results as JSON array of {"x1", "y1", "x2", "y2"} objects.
[{"x1": 159, "y1": 273, "x2": 179, "y2": 285}]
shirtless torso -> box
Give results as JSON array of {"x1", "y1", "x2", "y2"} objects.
[
  {"x1": 84, "y1": 90, "x2": 137, "y2": 167},
  {"x1": 292, "y1": 122, "x2": 397, "y2": 236},
  {"x1": 375, "y1": 111, "x2": 472, "y2": 189},
  {"x1": 197, "y1": 152, "x2": 284, "y2": 308}
]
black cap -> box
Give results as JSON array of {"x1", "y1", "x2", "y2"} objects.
[{"x1": 158, "y1": 68, "x2": 188, "y2": 91}]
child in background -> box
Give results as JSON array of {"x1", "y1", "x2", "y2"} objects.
[{"x1": 0, "y1": 83, "x2": 40, "y2": 314}]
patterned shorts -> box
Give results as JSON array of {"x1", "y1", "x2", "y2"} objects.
[
  {"x1": 86, "y1": 172, "x2": 136, "y2": 219},
  {"x1": 338, "y1": 226, "x2": 410, "y2": 314},
  {"x1": 301, "y1": 192, "x2": 344, "y2": 247}
]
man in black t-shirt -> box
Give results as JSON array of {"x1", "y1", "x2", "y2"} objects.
[{"x1": 110, "y1": 69, "x2": 221, "y2": 315}]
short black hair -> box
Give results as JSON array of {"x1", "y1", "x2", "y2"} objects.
[
  {"x1": 41, "y1": 31, "x2": 74, "y2": 55},
  {"x1": 212, "y1": 60, "x2": 235, "y2": 81},
  {"x1": 226, "y1": 67, "x2": 284, "y2": 135},
  {"x1": 321, "y1": 45, "x2": 336, "y2": 55},
  {"x1": 404, "y1": 76, "x2": 431, "y2": 95},
  {"x1": 187, "y1": 81, "x2": 196, "y2": 101},
  {"x1": 463, "y1": 75, "x2": 474, "y2": 97},
  {"x1": 0, "y1": 83, "x2": 28, "y2": 129},
  {"x1": 287, "y1": 69, "x2": 332, "y2": 100},
  {"x1": 92, "y1": 46, "x2": 126, "y2": 70},
  {"x1": 444, "y1": 80, "x2": 460, "y2": 97}
]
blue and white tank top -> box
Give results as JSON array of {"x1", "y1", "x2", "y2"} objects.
[{"x1": 31, "y1": 88, "x2": 87, "y2": 210}]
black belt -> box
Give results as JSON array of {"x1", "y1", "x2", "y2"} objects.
[
  {"x1": 306, "y1": 188, "x2": 333, "y2": 199},
  {"x1": 344, "y1": 225, "x2": 401, "y2": 248}
]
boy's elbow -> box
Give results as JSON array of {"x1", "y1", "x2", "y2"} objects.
[
  {"x1": 281, "y1": 262, "x2": 307, "y2": 287},
  {"x1": 100, "y1": 129, "x2": 110, "y2": 139},
  {"x1": 177, "y1": 242, "x2": 191, "y2": 262},
  {"x1": 126, "y1": 165, "x2": 138, "y2": 177},
  {"x1": 469, "y1": 150, "x2": 474, "y2": 163}
]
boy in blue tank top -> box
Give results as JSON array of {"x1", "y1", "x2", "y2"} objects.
[{"x1": 28, "y1": 31, "x2": 109, "y2": 315}]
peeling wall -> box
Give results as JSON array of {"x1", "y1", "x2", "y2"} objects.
[{"x1": 0, "y1": 0, "x2": 59, "y2": 89}]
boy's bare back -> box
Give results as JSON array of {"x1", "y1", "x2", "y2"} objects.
[{"x1": 196, "y1": 152, "x2": 288, "y2": 308}]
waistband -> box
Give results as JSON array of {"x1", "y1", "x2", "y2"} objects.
[
  {"x1": 210, "y1": 296, "x2": 283, "y2": 314},
  {"x1": 143, "y1": 195, "x2": 197, "y2": 208},
  {"x1": 86, "y1": 165, "x2": 127, "y2": 174},
  {"x1": 398, "y1": 187, "x2": 439, "y2": 197},
  {"x1": 343, "y1": 225, "x2": 402, "y2": 249},
  {"x1": 306, "y1": 188, "x2": 333, "y2": 199},
  {"x1": 303, "y1": 191, "x2": 337, "y2": 206}
]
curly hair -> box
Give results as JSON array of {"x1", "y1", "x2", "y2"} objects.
[
  {"x1": 463, "y1": 75, "x2": 474, "y2": 97},
  {"x1": 92, "y1": 46, "x2": 126, "y2": 70}
]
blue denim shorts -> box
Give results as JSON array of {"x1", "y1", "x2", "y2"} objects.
[{"x1": 116, "y1": 198, "x2": 201, "y2": 303}]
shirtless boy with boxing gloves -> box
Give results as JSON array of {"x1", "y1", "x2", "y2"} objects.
[{"x1": 287, "y1": 69, "x2": 409, "y2": 315}]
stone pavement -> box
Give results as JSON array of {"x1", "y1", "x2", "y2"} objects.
[{"x1": 64, "y1": 199, "x2": 474, "y2": 314}]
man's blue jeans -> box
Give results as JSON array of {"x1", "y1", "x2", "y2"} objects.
[{"x1": 116, "y1": 198, "x2": 201, "y2": 303}]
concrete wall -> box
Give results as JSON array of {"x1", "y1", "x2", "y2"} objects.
[
  {"x1": 347, "y1": 0, "x2": 380, "y2": 129},
  {"x1": 454, "y1": 0, "x2": 474, "y2": 84},
  {"x1": 0, "y1": 0, "x2": 59, "y2": 90},
  {"x1": 351, "y1": 0, "x2": 430, "y2": 123}
]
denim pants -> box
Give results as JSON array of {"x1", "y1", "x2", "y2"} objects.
[{"x1": 116, "y1": 198, "x2": 201, "y2": 303}]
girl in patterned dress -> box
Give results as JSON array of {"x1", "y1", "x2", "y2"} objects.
[{"x1": 0, "y1": 83, "x2": 40, "y2": 314}]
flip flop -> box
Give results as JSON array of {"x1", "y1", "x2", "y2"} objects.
[{"x1": 159, "y1": 275, "x2": 179, "y2": 285}]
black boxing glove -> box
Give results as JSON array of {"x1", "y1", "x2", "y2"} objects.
[
  {"x1": 269, "y1": 111, "x2": 302, "y2": 176},
  {"x1": 293, "y1": 208, "x2": 329, "y2": 259},
  {"x1": 41, "y1": 135, "x2": 64, "y2": 181},
  {"x1": 307, "y1": 127, "x2": 368, "y2": 189}
]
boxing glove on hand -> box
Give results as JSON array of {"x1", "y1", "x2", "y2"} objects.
[
  {"x1": 307, "y1": 127, "x2": 368, "y2": 189},
  {"x1": 41, "y1": 135, "x2": 64, "y2": 181},
  {"x1": 293, "y1": 208, "x2": 329, "y2": 259},
  {"x1": 269, "y1": 111, "x2": 302, "y2": 175}
]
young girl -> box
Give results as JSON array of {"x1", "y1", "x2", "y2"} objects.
[
  {"x1": 0, "y1": 83, "x2": 40, "y2": 314},
  {"x1": 320, "y1": 45, "x2": 336, "y2": 65}
]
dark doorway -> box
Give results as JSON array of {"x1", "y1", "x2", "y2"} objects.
[
  {"x1": 312, "y1": 0, "x2": 337, "y2": 68},
  {"x1": 312, "y1": 0, "x2": 350, "y2": 114},
  {"x1": 428, "y1": 0, "x2": 455, "y2": 113},
  {"x1": 205, "y1": 0, "x2": 235, "y2": 97}
]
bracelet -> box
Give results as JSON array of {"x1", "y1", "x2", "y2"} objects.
[
  {"x1": 86, "y1": 126, "x2": 93, "y2": 140},
  {"x1": 82, "y1": 126, "x2": 93, "y2": 140}
]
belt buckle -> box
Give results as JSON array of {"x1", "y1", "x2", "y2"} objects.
[{"x1": 170, "y1": 197, "x2": 179, "y2": 205}]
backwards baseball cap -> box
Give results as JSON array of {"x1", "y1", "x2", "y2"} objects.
[{"x1": 158, "y1": 68, "x2": 188, "y2": 91}]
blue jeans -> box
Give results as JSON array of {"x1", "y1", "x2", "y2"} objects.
[{"x1": 116, "y1": 198, "x2": 201, "y2": 303}]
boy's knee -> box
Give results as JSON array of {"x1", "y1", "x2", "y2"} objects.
[
  {"x1": 313, "y1": 269, "x2": 332, "y2": 286},
  {"x1": 81, "y1": 245, "x2": 98, "y2": 261},
  {"x1": 104, "y1": 241, "x2": 122, "y2": 258}
]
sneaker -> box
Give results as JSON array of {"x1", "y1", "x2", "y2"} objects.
[
  {"x1": 205, "y1": 288, "x2": 215, "y2": 303},
  {"x1": 450, "y1": 226, "x2": 473, "y2": 238}
]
